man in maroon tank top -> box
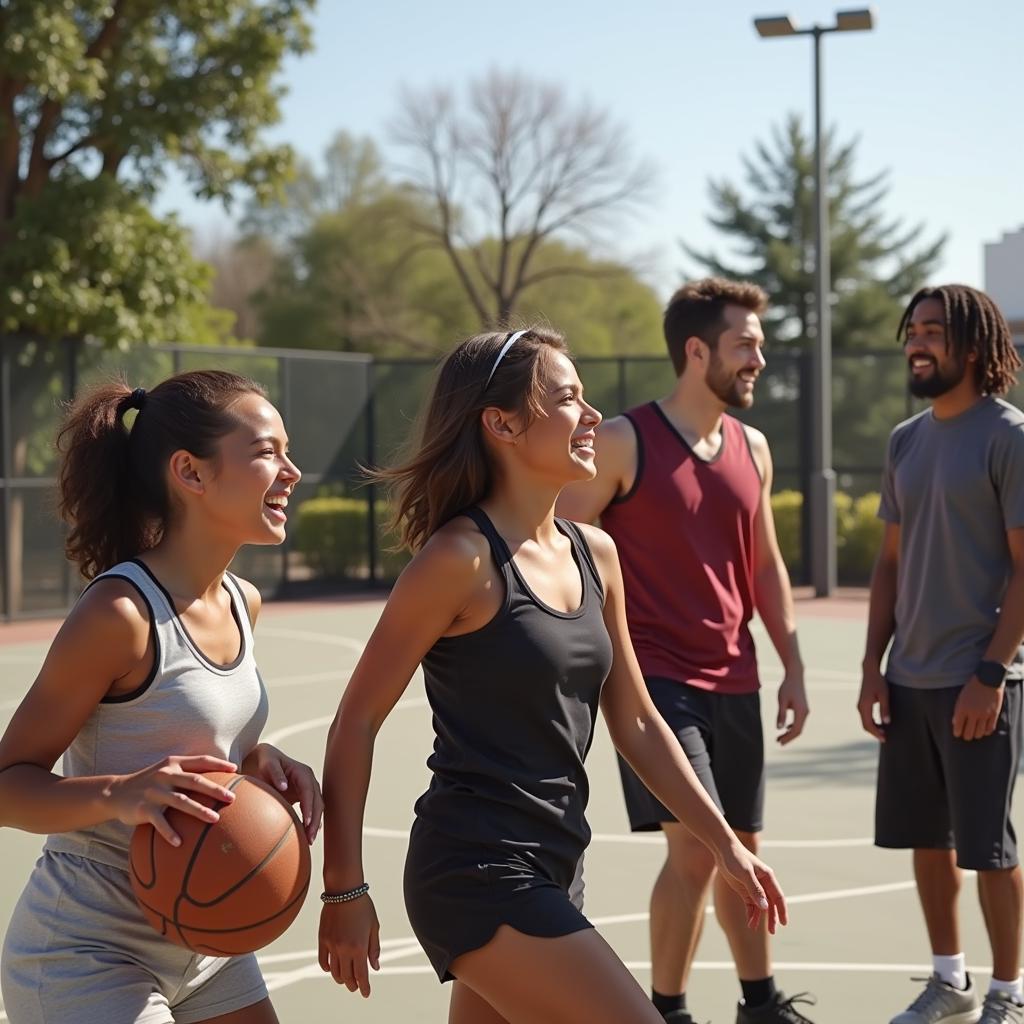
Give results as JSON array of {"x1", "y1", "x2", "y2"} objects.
[{"x1": 558, "y1": 278, "x2": 813, "y2": 1024}]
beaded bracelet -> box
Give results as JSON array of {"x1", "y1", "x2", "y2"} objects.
[{"x1": 320, "y1": 883, "x2": 370, "y2": 904}]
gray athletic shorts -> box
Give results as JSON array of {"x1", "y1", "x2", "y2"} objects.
[
  {"x1": 618, "y1": 677, "x2": 765, "y2": 833},
  {"x1": 1, "y1": 850, "x2": 267, "y2": 1024},
  {"x1": 875, "y1": 681, "x2": 1023, "y2": 870}
]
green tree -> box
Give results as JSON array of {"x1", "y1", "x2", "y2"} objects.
[
  {"x1": 682, "y1": 114, "x2": 945, "y2": 348},
  {"x1": 255, "y1": 193, "x2": 477, "y2": 355},
  {"x1": 256, "y1": 206, "x2": 666, "y2": 358},
  {"x1": 251, "y1": 135, "x2": 475, "y2": 354},
  {"x1": 195, "y1": 231, "x2": 276, "y2": 342},
  {"x1": 1, "y1": 0, "x2": 313, "y2": 341},
  {"x1": 499, "y1": 240, "x2": 663, "y2": 357},
  {"x1": 242, "y1": 131, "x2": 387, "y2": 241},
  {"x1": 250, "y1": 132, "x2": 664, "y2": 358},
  {"x1": 0, "y1": 0, "x2": 313, "y2": 613}
]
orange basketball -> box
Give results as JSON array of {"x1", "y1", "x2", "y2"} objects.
[{"x1": 129, "y1": 772, "x2": 311, "y2": 955}]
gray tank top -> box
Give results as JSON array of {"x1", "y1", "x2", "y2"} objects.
[{"x1": 45, "y1": 560, "x2": 269, "y2": 871}]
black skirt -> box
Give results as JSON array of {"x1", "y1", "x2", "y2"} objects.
[{"x1": 403, "y1": 819, "x2": 592, "y2": 983}]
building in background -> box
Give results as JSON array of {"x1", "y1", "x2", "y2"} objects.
[{"x1": 985, "y1": 227, "x2": 1024, "y2": 343}]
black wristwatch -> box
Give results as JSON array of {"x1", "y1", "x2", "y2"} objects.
[{"x1": 975, "y1": 660, "x2": 1008, "y2": 688}]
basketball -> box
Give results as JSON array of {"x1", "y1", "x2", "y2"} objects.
[{"x1": 128, "y1": 772, "x2": 311, "y2": 955}]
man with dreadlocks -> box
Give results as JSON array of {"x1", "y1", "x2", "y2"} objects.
[{"x1": 858, "y1": 284, "x2": 1024, "y2": 1024}]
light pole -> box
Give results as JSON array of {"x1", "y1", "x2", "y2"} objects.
[{"x1": 754, "y1": 8, "x2": 875, "y2": 597}]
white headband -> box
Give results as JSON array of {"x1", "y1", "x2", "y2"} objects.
[{"x1": 484, "y1": 330, "x2": 529, "y2": 388}]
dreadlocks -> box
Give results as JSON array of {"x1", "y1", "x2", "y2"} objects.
[{"x1": 898, "y1": 284, "x2": 1022, "y2": 396}]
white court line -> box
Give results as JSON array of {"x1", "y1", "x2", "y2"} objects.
[
  {"x1": 586, "y1": 833, "x2": 873, "y2": 849},
  {"x1": 255, "y1": 955, "x2": 981, "y2": 987},
  {"x1": 328, "y1": 960, "x2": 1000, "y2": 978},
  {"x1": 0, "y1": 645, "x2": 365, "y2": 715},
  {"x1": 0, "y1": 883, "x2": 923, "y2": 1014},
  {"x1": 786, "y1": 880, "x2": 916, "y2": 905},
  {"x1": 362, "y1": 825, "x2": 873, "y2": 850},
  {"x1": 263, "y1": 942, "x2": 424, "y2": 993},
  {"x1": 260, "y1": 935, "x2": 424, "y2": 965},
  {"x1": 255, "y1": 622, "x2": 861, "y2": 687},
  {"x1": 363, "y1": 826, "x2": 413, "y2": 839},
  {"x1": 761, "y1": 837, "x2": 873, "y2": 849},
  {"x1": 264, "y1": 669, "x2": 352, "y2": 691},
  {"x1": 0, "y1": 676, "x2": 354, "y2": 715},
  {"x1": 262, "y1": 695, "x2": 428, "y2": 746},
  {"x1": 586, "y1": 881, "x2": 916, "y2": 928},
  {"x1": 259, "y1": 626, "x2": 366, "y2": 654},
  {"x1": 250, "y1": 877, "x2": 922, "y2": 996}
]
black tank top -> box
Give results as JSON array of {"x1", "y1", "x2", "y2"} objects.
[{"x1": 414, "y1": 507, "x2": 614, "y2": 883}]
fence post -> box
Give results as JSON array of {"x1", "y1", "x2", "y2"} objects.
[
  {"x1": 798, "y1": 349, "x2": 813, "y2": 586},
  {"x1": 366, "y1": 361, "x2": 378, "y2": 583},
  {"x1": 0, "y1": 339, "x2": 11, "y2": 621},
  {"x1": 278, "y1": 356, "x2": 292, "y2": 591}
]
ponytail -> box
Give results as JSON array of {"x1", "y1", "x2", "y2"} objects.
[{"x1": 57, "y1": 370, "x2": 264, "y2": 578}]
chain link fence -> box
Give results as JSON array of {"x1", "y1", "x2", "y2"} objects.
[{"x1": 2, "y1": 336, "x2": 1021, "y2": 619}]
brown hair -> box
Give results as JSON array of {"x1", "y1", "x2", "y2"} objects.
[
  {"x1": 58, "y1": 370, "x2": 266, "y2": 579},
  {"x1": 897, "y1": 284, "x2": 1021, "y2": 396},
  {"x1": 663, "y1": 277, "x2": 768, "y2": 375},
  {"x1": 375, "y1": 328, "x2": 569, "y2": 551}
]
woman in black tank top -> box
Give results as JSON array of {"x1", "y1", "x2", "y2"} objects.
[{"x1": 319, "y1": 328, "x2": 788, "y2": 1023}]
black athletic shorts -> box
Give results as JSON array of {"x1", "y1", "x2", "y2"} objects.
[
  {"x1": 875, "y1": 680, "x2": 1023, "y2": 870},
  {"x1": 617, "y1": 677, "x2": 765, "y2": 833}
]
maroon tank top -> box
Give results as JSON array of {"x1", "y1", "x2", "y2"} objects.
[{"x1": 600, "y1": 402, "x2": 763, "y2": 694}]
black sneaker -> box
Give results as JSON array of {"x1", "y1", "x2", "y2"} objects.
[
  {"x1": 736, "y1": 990, "x2": 817, "y2": 1024},
  {"x1": 664, "y1": 1011, "x2": 698, "y2": 1023}
]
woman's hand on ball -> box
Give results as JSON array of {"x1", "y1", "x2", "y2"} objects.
[
  {"x1": 111, "y1": 755, "x2": 238, "y2": 846},
  {"x1": 318, "y1": 897, "x2": 381, "y2": 997},
  {"x1": 244, "y1": 743, "x2": 324, "y2": 844}
]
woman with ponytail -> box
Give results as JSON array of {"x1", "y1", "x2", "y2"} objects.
[
  {"x1": 0, "y1": 371, "x2": 322, "y2": 1024},
  {"x1": 318, "y1": 328, "x2": 788, "y2": 1023}
]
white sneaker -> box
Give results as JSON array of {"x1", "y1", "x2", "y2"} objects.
[
  {"x1": 890, "y1": 973, "x2": 982, "y2": 1024},
  {"x1": 978, "y1": 990, "x2": 1024, "y2": 1024}
]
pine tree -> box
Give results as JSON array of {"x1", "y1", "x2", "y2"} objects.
[{"x1": 682, "y1": 114, "x2": 945, "y2": 349}]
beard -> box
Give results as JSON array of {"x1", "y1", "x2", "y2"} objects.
[
  {"x1": 706, "y1": 352, "x2": 755, "y2": 409},
  {"x1": 907, "y1": 355, "x2": 966, "y2": 398}
]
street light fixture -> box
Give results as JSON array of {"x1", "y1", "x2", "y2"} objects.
[
  {"x1": 753, "y1": 7, "x2": 875, "y2": 597},
  {"x1": 836, "y1": 8, "x2": 875, "y2": 32},
  {"x1": 753, "y1": 15, "x2": 798, "y2": 37}
]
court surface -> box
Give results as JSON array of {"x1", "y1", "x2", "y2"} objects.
[{"x1": 0, "y1": 593, "x2": 1017, "y2": 1024}]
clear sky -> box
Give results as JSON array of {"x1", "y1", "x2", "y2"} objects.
[{"x1": 158, "y1": 0, "x2": 1024, "y2": 303}]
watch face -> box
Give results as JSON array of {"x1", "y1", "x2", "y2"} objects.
[{"x1": 977, "y1": 661, "x2": 1007, "y2": 687}]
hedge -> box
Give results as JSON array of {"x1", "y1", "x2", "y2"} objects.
[
  {"x1": 771, "y1": 489, "x2": 884, "y2": 583},
  {"x1": 292, "y1": 497, "x2": 409, "y2": 580},
  {"x1": 295, "y1": 490, "x2": 884, "y2": 585}
]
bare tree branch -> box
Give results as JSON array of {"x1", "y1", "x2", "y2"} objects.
[
  {"x1": 393, "y1": 72, "x2": 654, "y2": 325},
  {"x1": 336, "y1": 252, "x2": 440, "y2": 353},
  {"x1": 393, "y1": 86, "x2": 492, "y2": 323},
  {"x1": 519, "y1": 263, "x2": 628, "y2": 290}
]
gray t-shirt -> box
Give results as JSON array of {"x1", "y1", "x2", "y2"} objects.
[{"x1": 879, "y1": 396, "x2": 1024, "y2": 688}]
